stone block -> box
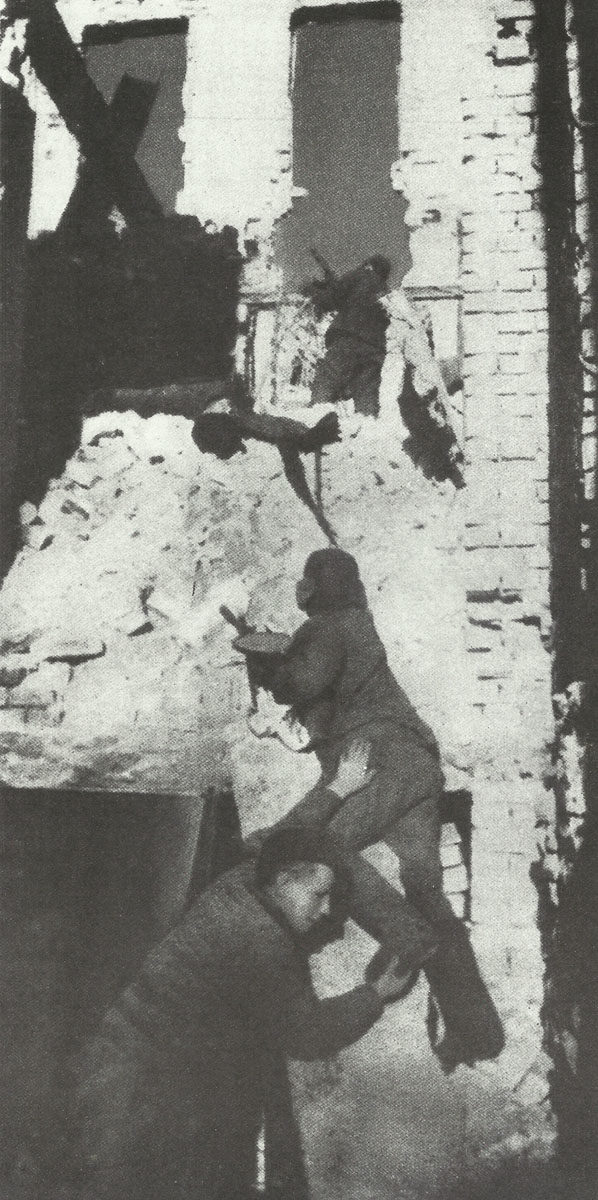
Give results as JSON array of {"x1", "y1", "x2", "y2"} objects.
[
  {"x1": 494, "y1": 113, "x2": 534, "y2": 138},
  {"x1": 23, "y1": 524, "x2": 54, "y2": 551},
  {"x1": 66, "y1": 458, "x2": 102, "y2": 489},
  {"x1": 98, "y1": 444, "x2": 136, "y2": 479},
  {"x1": 23, "y1": 706, "x2": 65, "y2": 728},
  {"x1": 0, "y1": 708, "x2": 30, "y2": 737}
]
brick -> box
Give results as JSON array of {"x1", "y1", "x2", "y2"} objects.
[
  {"x1": 496, "y1": 331, "x2": 547, "y2": 355},
  {"x1": 463, "y1": 292, "x2": 539, "y2": 314},
  {"x1": 495, "y1": 114, "x2": 535, "y2": 138},
  {"x1": 66, "y1": 458, "x2": 102, "y2": 489},
  {"x1": 443, "y1": 863, "x2": 468, "y2": 894},
  {"x1": 448, "y1": 892, "x2": 467, "y2": 919},
  {"x1": 462, "y1": 271, "x2": 500, "y2": 295},
  {"x1": 24, "y1": 524, "x2": 54, "y2": 551},
  {"x1": 464, "y1": 521, "x2": 501, "y2": 549},
  {"x1": 463, "y1": 350, "x2": 500, "y2": 373}
]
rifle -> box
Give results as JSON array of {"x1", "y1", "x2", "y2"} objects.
[{"x1": 310, "y1": 246, "x2": 337, "y2": 284}]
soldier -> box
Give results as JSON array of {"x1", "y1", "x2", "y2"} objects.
[
  {"x1": 76, "y1": 810, "x2": 412, "y2": 1200},
  {"x1": 307, "y1": 253, "x2": 391, "y2": 416},
  {"x1": 242, "y1": 548, "x2": 505, "y2": 1072}
]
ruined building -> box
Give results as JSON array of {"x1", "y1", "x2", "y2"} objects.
[{"x1": 1, "y1": 1, "x2": 598, "y2": 1198}]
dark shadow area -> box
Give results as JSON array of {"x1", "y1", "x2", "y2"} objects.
[
  {"x1": 447, "y1": 1157, "x2": 594, "y2": 1200},
  {"x1": 0, "y1": 786, "x2": 241, "y2": 1197},
  {"x1": 0, "y1": 82, "x2": 35, "y2": 580},
  {"x1": 534, "y1": 0, "x2": 585, "y2": 693},
  {"x1": 18, "y1": 217, "x2": 243, "y2": 508},
  {"x1": 543, "y1": 722, "x2": 598, "y2": 1191},
  {"x1": 276, "y1": 4, "x2": 409, "y2": 289}
]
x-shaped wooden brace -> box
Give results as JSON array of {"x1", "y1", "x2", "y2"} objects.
[
  {"x1": 58, "y1": 73, "x2": 159, "y2": 237},
  {"x1": 25, "y1": 0, "x2": 162, "y2": 226}
]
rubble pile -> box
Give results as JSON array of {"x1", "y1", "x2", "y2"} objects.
[{"x1": 0, "y1": 403, "x2": 473, "y2": 822}]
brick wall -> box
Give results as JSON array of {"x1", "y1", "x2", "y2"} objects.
[{"x1": 398, "y1": 0, "x2": 556, "y2": 1173}]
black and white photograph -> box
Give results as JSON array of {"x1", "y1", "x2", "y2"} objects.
[{"x1": 1, "y1": 1, "x2": 598, "y2": 1197}]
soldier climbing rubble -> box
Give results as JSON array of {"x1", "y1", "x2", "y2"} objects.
[
  {"x1": 237, "y1": 548, "x2": 505, "y2": 1072},
  {"x1": 304, "y1": 249, "x2": 465, "y2": 487}
]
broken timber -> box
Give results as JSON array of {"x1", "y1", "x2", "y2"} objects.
[
  {"x1": 58, "y1": 73, "x2": 159, "y2": 236},
  {"x1": 25, "y1": 0, "x2": 162, "y2": 225}
]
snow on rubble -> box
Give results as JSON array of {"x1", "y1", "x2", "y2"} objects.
[{"x1": 0, "y1": 404, "x2": 474, "y2": 818}]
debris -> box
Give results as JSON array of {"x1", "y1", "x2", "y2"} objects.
[
  {"x1": 128, "y1": 620, "x2": 154, "y2": 638},
  {"x1": 61, "y1": 495, "x2": 91, "y2": 520},
  {"x1": 6, "y1": 663, "x2": 70, "y2": 708},
  {"x1": 96, "y1": 444, "x2": 136, "y2": 478},
  {"x1": 0, "y1": 665, "x2": 29, "y2": 689},
  {"x1": 19, "y1": 502, "x2": 38, "y2": 526},
  {"x1": 88, "y1": 428, "x2": 124, "y2": 446},
  {"x1": 24, "y1": 525, "x2": 54, "y2": 551},
  {"x1": 43, "y1": 638, "x2": 106, "y2": 665},
  {"x1": 65, "y1": 458, "x2": 101, "y2": 488},
  {"x1": 146, "y1": 589, "x2": 192, "y2": 624}
]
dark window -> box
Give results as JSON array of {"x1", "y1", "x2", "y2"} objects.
[{"x1": 276, "y1": 2, "x2": 408, "y2": 288}]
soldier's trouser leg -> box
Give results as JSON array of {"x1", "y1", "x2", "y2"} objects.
[
  {"x1": 270, "y1": 774, "x2": 439, "y2": 970},
  {"x1": 282, "y1": 772, "x2": 504, "y2": 1061},
  {"x1": 350, "y1": 357, "x2": 383, "y2": 416},
  {"x1": 385, "y1": 799, "x2": 504, "y2": 1062},
  {"x1": 310, "y1": 340, "x2": 359, "y2": 406}
]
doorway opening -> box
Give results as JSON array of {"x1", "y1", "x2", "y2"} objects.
[{"x1": 275, "y1": 2, "x2": 408, "y2": 289}]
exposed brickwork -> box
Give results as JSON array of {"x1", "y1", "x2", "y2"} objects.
[{"x1": 397, "y1": 0, "x2": 555, "y2": 1173}]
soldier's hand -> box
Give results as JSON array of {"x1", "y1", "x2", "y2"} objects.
[{"x1": 370, "y1": 957, "x2": 417, "y2": 1004}]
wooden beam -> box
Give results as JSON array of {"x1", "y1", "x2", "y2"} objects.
[
  {"x1": 58, "y1": 73, "x2": 159, "y2": 237},
  {"x1": 25, "y1": 0, "x2": 162, "y2": 224},
  {"x1": 0, "y1": 82, "x2": 35, "y2": 577}
]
